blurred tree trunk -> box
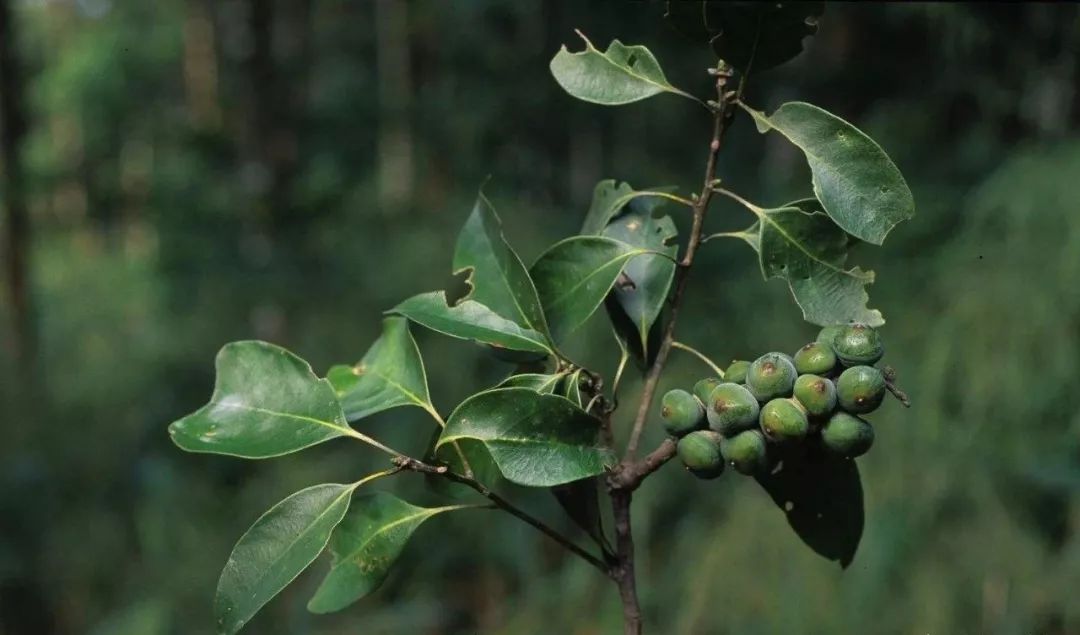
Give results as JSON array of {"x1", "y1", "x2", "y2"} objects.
[
  {"x1": 183, "y1": 0, "x2": 223, "y2": 131},
  {"x1": 375, "y1": 0, "x2": 413, "y2": 214},
  {"x1": 0, "y1": 0, "x2": 34, "y2": 366},
  {"x1": 242, "y1": 0, "x2": 309, "y2": 230}
]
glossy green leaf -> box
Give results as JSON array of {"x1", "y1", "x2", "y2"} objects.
[
  {"x1": 664, "y1": 1, "x2": 824, "y2": 72},
  {"x1": 550, "y1": 32, "x2": 693, "y2": 105},
  {"x1": 497, "y1": 372, "x2": 566, "y2": 394},
  {"x1": 391, "y1": 291, "x2": 551, "y2": 355},
  {"x1": 740, "y1": 198, "x2": 883, "y2": 326},
  {"x1": 452, "y1": 193, "x2": 550, "y2": 338},
  {"x1": 755, "y1": 446, "x2": 863, "y2": 568},
  {"x1": 601, "y1": 203, "x2": 678, "y2": 353},
  {"x1": 579, "y1": 180, "x2": 683, "y2": 235},
  {"x1": 337, "y1": 317, "x2": 432, "y2": 422},
  {"x1": 437, "y1": 388, "x2": 615, "y2": 487},
  {"x1": 745, "y1": 101, "x2": 914, "y2": 244},
  {"x1": 168, "y1": 341, "x2": 352, "y2": 459},
  {"x1": 531, "y1": 236, "x2": 650, "y2": 342},
  {"x1": 215, "y1": 482, "x2": 358, "y2": 634},
  {"x1": 561, "y1": 370, "x2": 585, "y2": 408},
  {"x1": 307, "y1": 493, "x2": 470, "y2": 614}
]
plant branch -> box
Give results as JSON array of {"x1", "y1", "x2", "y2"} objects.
[
  {"x1": 882, "y1": 365, "x2": 912, "y2": 407},
  {"x1": 608, "y1": 63, "x2": 740, "y2": 635},
  {"x1": 392, "y1": 456, "x2": 609, "y2": 574}
]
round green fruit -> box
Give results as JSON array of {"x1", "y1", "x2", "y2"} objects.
[
  {"x1": 821, "y1": 411, "x2": 874, "y2": 458},
  {"x1": 831, "y1": 323, "x2": 884, "y2": 366},
  {"x1": 693, "y1": 377, "x2": 722, "y2": 405},
  {"x1": 720, "y1": 429, "x2": 769, "y2": 475},
  {"x1": 759, "y1": 398, "x2": 809, "y2": 443},
  {"x1": 836, "y1": 365, "x2": 886, "y2": 414},
  {"x1": 724, "y1": 360, "x2": 751, "y2": 384},
  {"x1": 793, "y1": 374, "x2": 838, "y2": 418},
  {"x1": 661, "y1": 389, "x2": 705, "y2": 437},
  {"x1": 677, "y1": 430, "x2": 725, "y2": 479},
  {"x1": 706, "y1": 382, "x2": 760, "y2": 436},
  {"x1": 746, "y1": 353, "x2": 797, "y2": 401},
  {"x1": 816, "y1": 325, "x2": 845, "y2": 349},
  {"x1": 794, "y1": 341, "x2": 838, "y2": 376}
]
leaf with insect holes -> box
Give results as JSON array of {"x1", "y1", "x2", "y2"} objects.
[
  {"x1": 391, "y1": 291, "x2": 551, "y2": 355},
  {"x1": 437, "y1": 388, "x2": 615, "y2": 487},
  {"x1": 530, "y1": 236, "x2": 651, "y2": 343},
  {"x1": 452, "y1": 193, "x2": 551, "y2": 339},
  {"x1": 664, "y1": 1, "x2": 824, "y2": 73},
  {"x1": 168, "y1": 341, "x2": 353, "y2": 459},
  {"x1": 736, "y1": 198, "x2": 883, "y2": 326},
  {"x1": 307, "y1": 492, "x2": 472, "y2": 614},
  {"x1": 336, "y1": 317, "x2": 433, "y2": 422},
  {"x1": 550, "y1": 32, "x2": 694, "y2": 105},
  {"x1": 745, "y1": 101, "x2": 914, "y2": 244}
]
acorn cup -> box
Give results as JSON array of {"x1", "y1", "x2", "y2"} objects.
[
  {"x1": 831, "y1": 323, "x2": 884, "y2": 367},
  {"x1": 660, "y1": 389, "x2": 706, "y2": 437},
  {"x1": 706, "y1": 382, "x2": 760, "y2": 437},
  {"x1": 677, "y1": 430, "x2": 725, "y2": 479},
  {"x1": 745, "y1": 353, "x2": 798, "y2": 401}
]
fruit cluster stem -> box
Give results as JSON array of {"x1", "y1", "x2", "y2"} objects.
[{"x1": 608, "y1": 65, "x2": 739, "y2": 635}]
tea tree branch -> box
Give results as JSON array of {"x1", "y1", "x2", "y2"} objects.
[{"x1": 391, "y1": 456, "x2": 609, "y2": 574}]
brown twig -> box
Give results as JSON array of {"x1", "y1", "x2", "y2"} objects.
[
  {"x1": 392, "y1": 456, "x2": 609, "y2": 574},
  {"x1": 608, "y1": 63, "x2": 740, "y2": 635},
  {"x1": 882, "y1": 365, "x2": 912, "y2": 407}
]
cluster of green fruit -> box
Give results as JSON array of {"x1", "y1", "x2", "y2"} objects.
[{"x1": 661, "y1": 324, "x2": 890, "y2": 479}]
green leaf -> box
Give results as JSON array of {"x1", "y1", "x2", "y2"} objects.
[
  {"x1": 549, "y1": 32, "x2": 694, "y2": 106},
  {"x1": 307, "y1": 493, "x2": 470, "y2": 614},
  {"x1": 530, "y1": 236, "x2": 650, "y2": 343},
  {"x1": 338, "y1": 317, "x2": 432, "y2": 422},
  {"x1": 168, "y1": 341, "x2": 353, "y2": 459},
  {"x1": 215, "y1": 482, "x2": 358, "y2": 634},
  {"x1": 601, "y1": 203, "x2": 678, "y2": 353},
  {"x1": 497, "y1": 372, "x2": 566, "y2": 394},
  {"x1": 744, "y1": 101, "x2": 914, "y2": 245},
  {"x1": 742, "y1": 198, "x2": 883, "y2": 327},
  {"x1": 581, "y1": 180, "x2": 636, "y2": 235},
  {"x1": 437, "y1": 388, "x2": 615, "y2": 487},
  {"x1": 453, "y1": 193, "x2": 550, "y2": 339},
  {"x1": 551, "y1": 477, "x2": 608, "y2": 551},
  {"x1": 391, "y1": 291, "x2": 551, "y2": 355},
  {"x1": 561, "y1": 370, "x2": 585, "y2": 408},
  {"x1": 664, "y1": 1, "x2": 824, "y2": 72},
  {"x1": 755, "y1": 447, "x2": 863, "y2": 568}
]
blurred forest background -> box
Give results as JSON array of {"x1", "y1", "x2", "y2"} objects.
[{"x1": 2, "y1": 1, "x2": 1080, "y2": 634}]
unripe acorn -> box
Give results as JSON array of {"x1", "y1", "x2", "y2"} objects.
[
  {"x1": 746, "y1": 353, "x2": 797, "y2": 401},
  {"x1": 794, "y1": 341, "x2": 838, "y2": 376},
  {"x1": 821, "y1": 411, "x2": 874, "y2": 458},
  {"x1": 831, "y1": 323, "x2": 884, "y2": 366},
  {"x1": 793, "y1": 374, "x2": 837, "y2": 418},
  {"x1": 725, "y1": 360, "x2": 751, "y2": 384},
  {"x1": 693, "y1": 377, "x2": 722, "y2": 405},
  {"x1": 835, "y1": 365, "x2": 886, "y2": 414},
  {"x1": 720, "y1": 429, "x2": 769, "y2": 475},
  {"x1": 706, "y1": 382, "x2": 760, "y2": 436},
  {"x1": 759, "y1": 398, "x2": 809, "y2": 443},
  {"x1": 660, "y1": 389, "x2": 705, "y2": 437},
  {"x1": 677, "y1": 430, "x2": 725, "y2": 479}
]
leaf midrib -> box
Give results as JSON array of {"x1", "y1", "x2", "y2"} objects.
[
  {"x1": 544, "y1": 249, "x2": 647, "y2": 315},
  {"x1": 566, "y1": 41, "x2": 678, "y2": 98},
  {"x1": 328, "y1": 506, "x2": 464, "y2": 574},
  {"x1": 209, "y1": 401, "x2": 351, "y2": 436}
]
